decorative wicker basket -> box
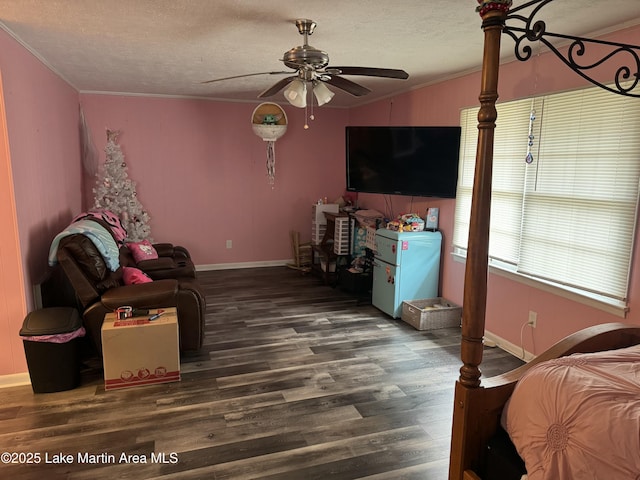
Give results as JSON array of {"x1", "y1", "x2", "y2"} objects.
[{"x1": 401, "y1": 298, "x2": 462, "y2": 331}]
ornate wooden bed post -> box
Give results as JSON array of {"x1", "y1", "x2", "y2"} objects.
[{"x1": 448, "y1": 2, "x2": 511, "y2": 479}]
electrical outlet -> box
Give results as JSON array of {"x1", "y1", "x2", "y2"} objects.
[
  {"x1": 226, "y1": 240, "x2": 232, "y2": 249},
  {"x1": 528, "y1": 310, "x2": 537, "y2": 328}
]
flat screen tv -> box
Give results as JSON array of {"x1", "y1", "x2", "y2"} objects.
[{"x1": 345, "y1": 126, "x2": 461, "y2": 198}]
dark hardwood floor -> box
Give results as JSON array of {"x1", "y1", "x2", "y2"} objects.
[{"x1": 0, "y1": 267, "x2": 523, "y2": 479}]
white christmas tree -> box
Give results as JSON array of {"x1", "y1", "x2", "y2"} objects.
[{"x1": 93, "y1": 129, "x2": 152, "y2": 242}]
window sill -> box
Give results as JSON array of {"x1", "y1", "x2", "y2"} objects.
[{"x1": 451, "y1": 252, "x2": 629, "y2": 318}]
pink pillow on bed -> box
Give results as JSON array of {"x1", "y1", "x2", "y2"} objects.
[
  {"x1": 122, "y1": 267, "x2": 153, "y2": 285},
  {"x1": 127, "y1": 239, "x2": 158, "y2": 263}
]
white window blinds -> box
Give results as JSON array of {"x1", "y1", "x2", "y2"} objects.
[
  {"x1": 454, "y1": 85, "x2": 640, "y2": 302},
  {"x1": 454, "y1": 97, "x2": 538, "y2": 264},
  {"x1": 519, "y1": 87, "x2": 640, "y2": 300}
]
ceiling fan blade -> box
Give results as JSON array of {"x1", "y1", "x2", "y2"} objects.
[
  {"x1": 326, "y1": 67, "x2": 409, "y2": 79},
  {"x1": 258, "y1": 76, "x2": 297, "y2": 98},
  {"x1": 323, "y1": 76, "x2": 371, "y2": 97},
  {"x1": 201, "y1": 71, "x2": 291, "y2": 84}
]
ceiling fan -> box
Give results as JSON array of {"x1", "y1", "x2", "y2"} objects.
[{"x1": 203, "y1": 19, "x2": 409, "y2": 108}]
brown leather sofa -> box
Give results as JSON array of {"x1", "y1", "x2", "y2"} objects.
[
  {"x1": 119, "y1": 242, "x2": 197, "y2": 280},
  {"x1": 81, "y1": 214, "x2": 198, "y2": 280},
  {"x1": 56, "y1": 233, "x2": 205, "y2": 354}
]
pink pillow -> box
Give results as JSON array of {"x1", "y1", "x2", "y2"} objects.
[
  {"x1": 127, "y1": 240, "x2": 159, "y2": 263},
  {"x1": 122, "y1": 267, "x2": 153, "y2": 285}
]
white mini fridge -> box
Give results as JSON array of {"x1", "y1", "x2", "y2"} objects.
[{"x1": 372, "y1": 229, "x2": 442, "y2": 318}]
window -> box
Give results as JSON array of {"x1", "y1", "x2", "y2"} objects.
[{"x1": 453, "y1": 84, "x2": 640, "y2": 309}]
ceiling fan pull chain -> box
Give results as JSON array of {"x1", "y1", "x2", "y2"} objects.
[
  {"x1": 309, "y1": 88, "x2": 315, "y2": 121},
  {"x1": 304, "y1": 86, "x2": 310, "y2": 129}
]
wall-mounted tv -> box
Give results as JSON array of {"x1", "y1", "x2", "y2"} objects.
[{"x1": 345, "y1": 126, "x2": 461, "y2": 198}]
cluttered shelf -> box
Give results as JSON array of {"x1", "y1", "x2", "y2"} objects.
[
  {"x1": 309, "y1": 207, "x2": 379, "y2": 288},
  {"x1": 310, "y1": 211, "x2": 351, "y2": 285},
  {"x1": 291, "y1": 203, "x2": 455, "y2": 327}
]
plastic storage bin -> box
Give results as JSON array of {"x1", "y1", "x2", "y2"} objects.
[{"x1": 20, "y1": 307, "x2": 84, "y2": 393}]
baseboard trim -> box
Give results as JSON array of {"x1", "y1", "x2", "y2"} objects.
[
  {"x1": 484, "y1": 329, "x2": 534, "y2": 362},
  {"x1": 196, "y1": 260, "x2": 290, "y2": 271},
  {"x1": 0, "y1": 372, "x2": 31, "y2": 389}
]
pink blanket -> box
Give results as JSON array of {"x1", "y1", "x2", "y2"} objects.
[
  {"x1": 73, "y1": 209, "x2": 128, "y2": 244},
  {"x1": 501, "y1": 344, "x2": 640, "y2": 480}
]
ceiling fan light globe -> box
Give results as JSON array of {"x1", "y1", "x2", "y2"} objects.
[
  {"x1": 313, "y1": 82, "x2": 335, "y2": 106},
  {"x1": 284, "y1": 79, "x2": 307, "y2": 108}
]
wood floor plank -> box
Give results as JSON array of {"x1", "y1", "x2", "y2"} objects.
[{"x1": 0, "y1": 266, "x2": 524, "y2": 479}]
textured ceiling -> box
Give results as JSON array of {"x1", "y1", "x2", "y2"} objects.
[{"x1": 0, "y1": 1, "x2": 639, "y2": 107}]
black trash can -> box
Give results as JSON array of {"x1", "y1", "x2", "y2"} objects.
[{"x1": 20, "y1": 307, "x2": 83, "y2": 393}]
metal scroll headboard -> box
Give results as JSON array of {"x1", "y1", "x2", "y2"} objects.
[{"x1": 501, "y1": 0, "x2": 640, "y2": 97}]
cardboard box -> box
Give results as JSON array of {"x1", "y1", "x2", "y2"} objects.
[
  {"x1": 101, "y1": 307, "x2": 180, "y2": 390},
  {"x1": 425, "y1": 208, "x2": 439, "y2": 230}
]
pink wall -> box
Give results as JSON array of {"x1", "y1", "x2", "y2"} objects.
[
  {"x1": 350, "y1": 24, "x2": 640, "y2": 354},
  {"x1": 79, "y1": 95, "x2": 349, "y2": 266},
  {"x1": 0, "y1": 71, "x2": 27, "y2": 377},
  {"x1": 1, "y1": 21, "x2": 639, "y2": 377},
  {"x1": 0, "y1": 28, "x2": 82, "y2": 375},
  {"x1": 348, "y1": 79, "x2": 480, "y2": 308}
]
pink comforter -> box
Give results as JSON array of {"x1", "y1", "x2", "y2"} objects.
[{"x1": 501, "y1": 344, "x2": 640, "y2": 480}]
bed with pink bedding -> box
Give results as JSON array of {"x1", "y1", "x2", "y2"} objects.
[
  {"x1": 452, "y1": 323, "x2": 640, "y2": 480},
  {"x1": 449, "y1": 5, "x2": 640, "y2": 479},
  {"x1": 500, "y1": 344, "x2": 640, "y2": 480}
]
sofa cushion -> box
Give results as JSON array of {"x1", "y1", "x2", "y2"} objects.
[
  {"x1": 57, "y1": 234, "x2": 121, "y2": 299},
  {"x1": 122, "y1": 267, "x2": 153, "y2": 285},
  {"x1": 127, "y1": 239, "x2": 159, "y2": 262},
  {"x1": 59, "y1": 235, "x2": 109, "y2": 283}
]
